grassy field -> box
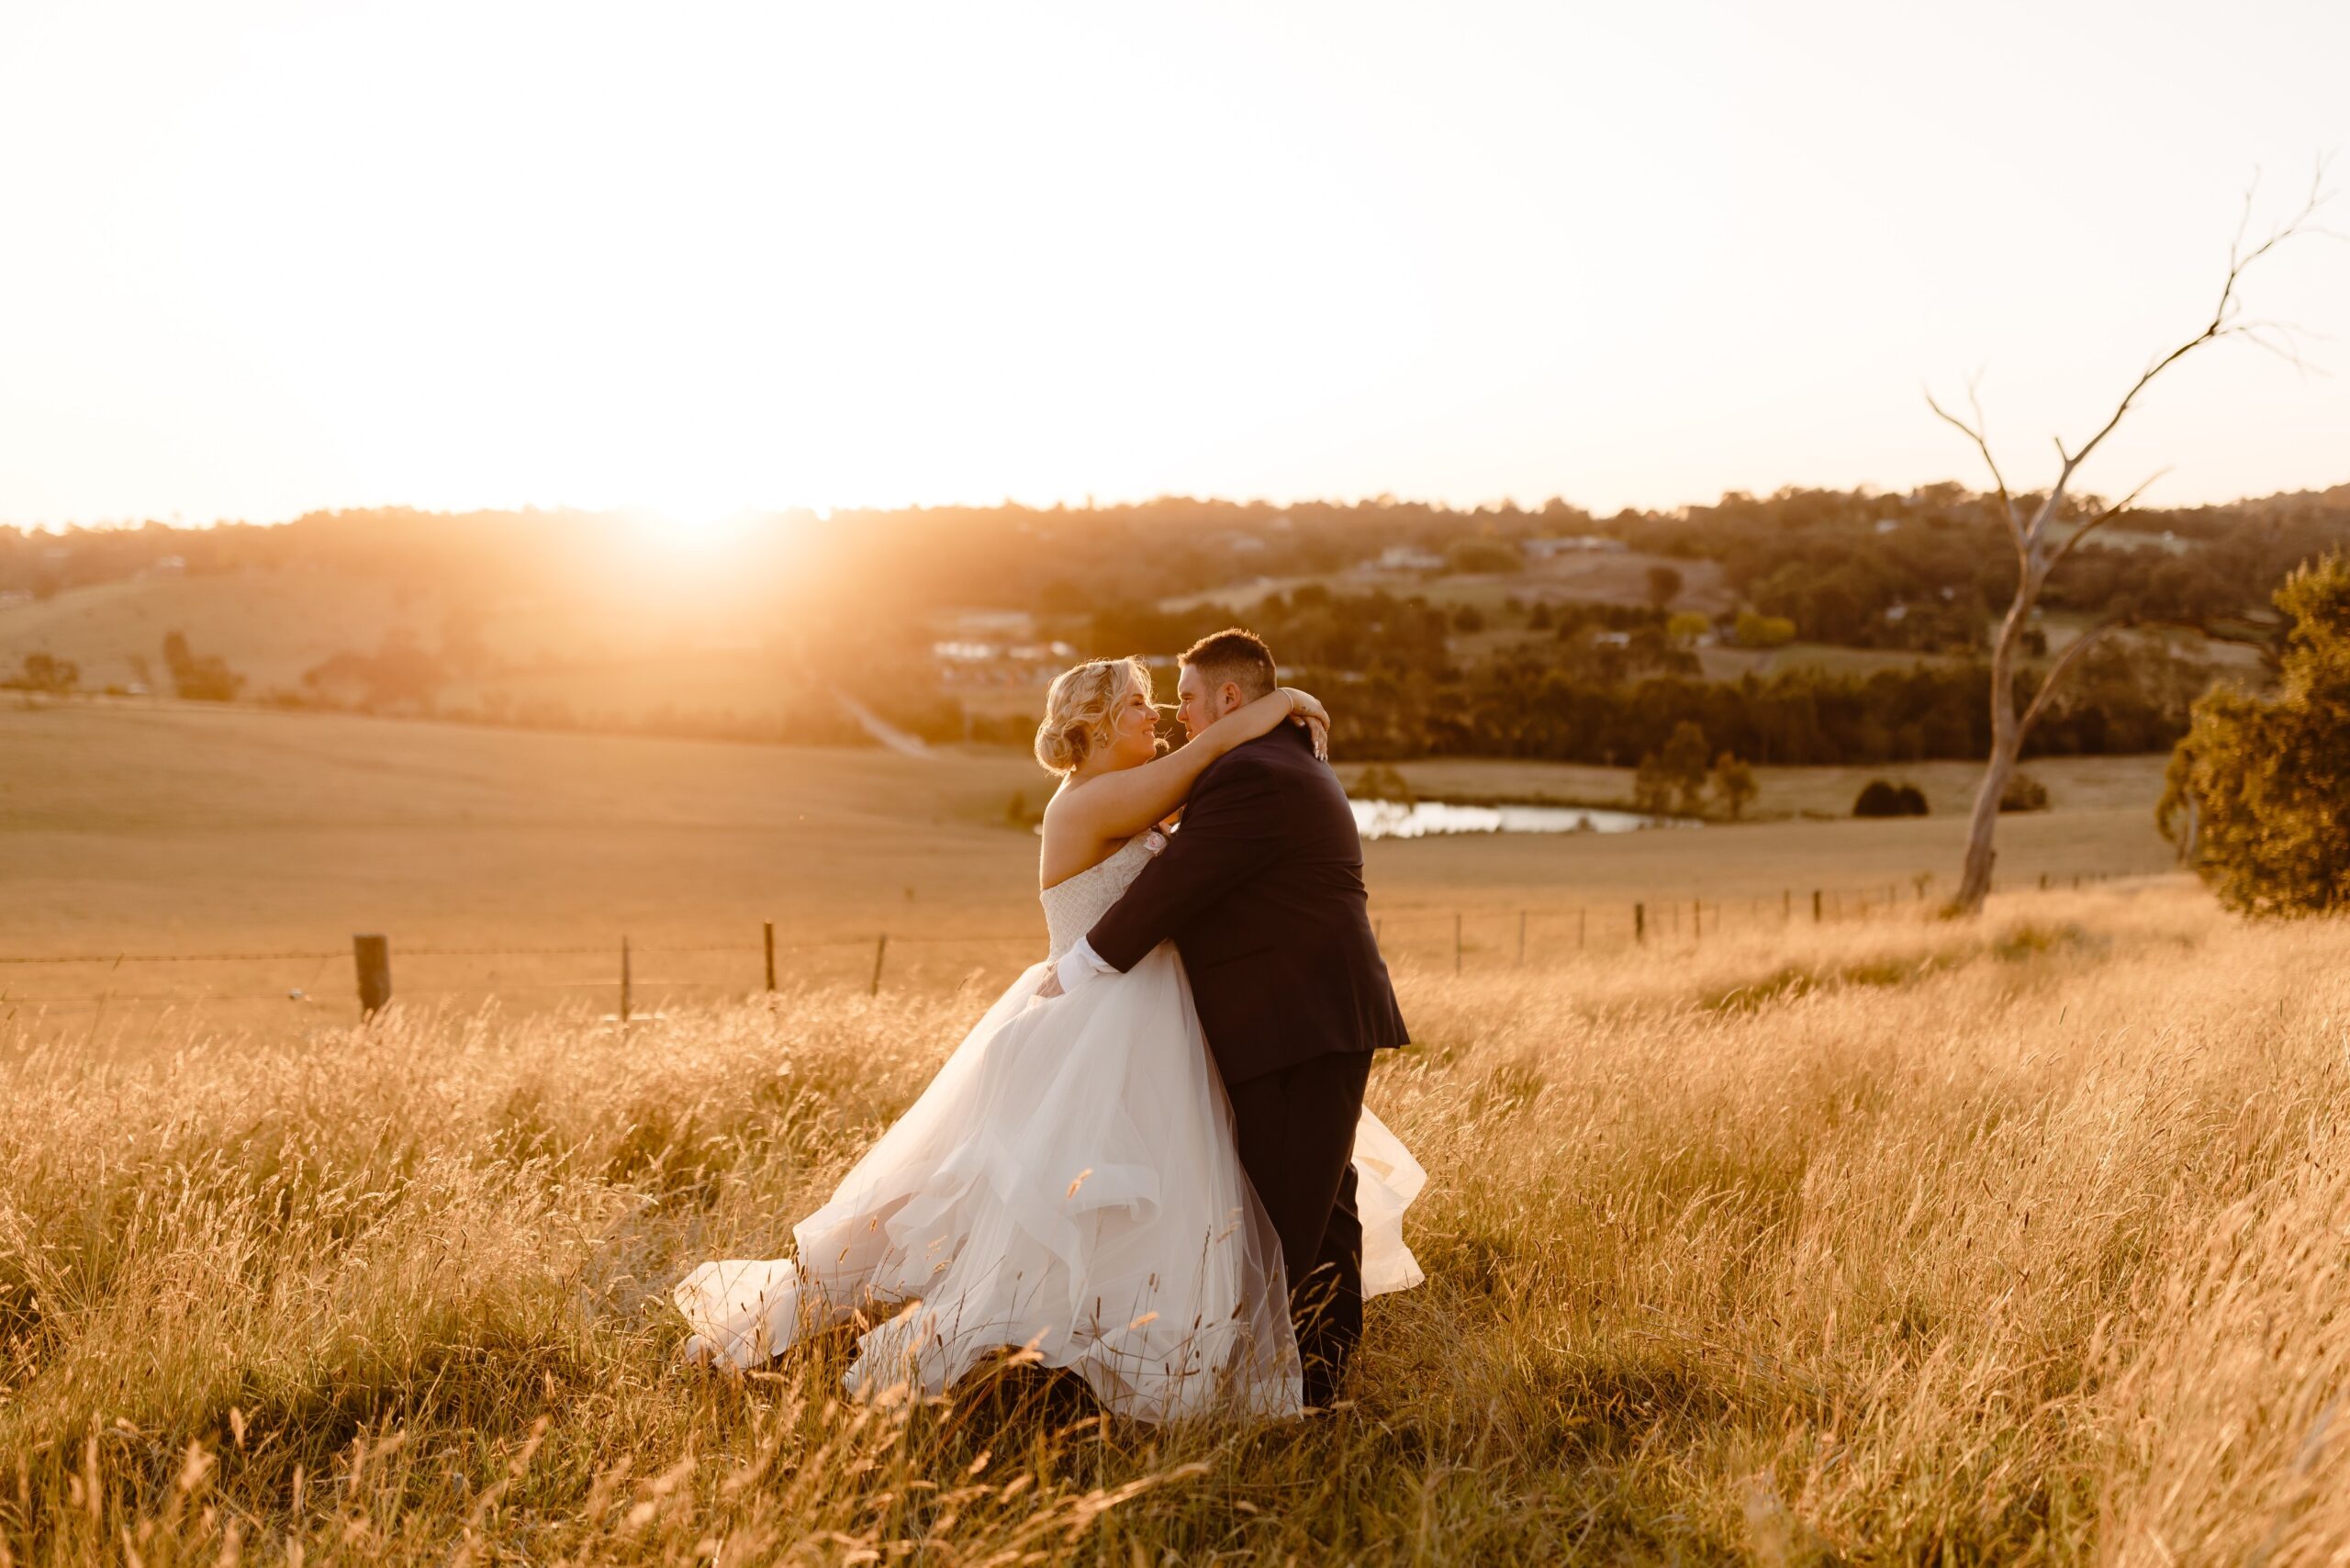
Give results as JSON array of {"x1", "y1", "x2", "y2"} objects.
[
  {"x1": 2, "y1": 703, "x2": 2177, "y2": 1028},
  {"x1": 6, "y1": 877, "x2": 2348, "y2": 1562},
  {"x1": 1382, "y1": 752, "x2": 2171, "y2": 820},
  {"x1": 0, "y1": 567, "x2": 423, "y2": 693},
  {"x1": 0, "y1": 566, "x2": 817, "y2": 728}
]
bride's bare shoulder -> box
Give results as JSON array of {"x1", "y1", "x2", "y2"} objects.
[{"x1": 1037, "y1": 782, "x2": 1107, "y2": 889}]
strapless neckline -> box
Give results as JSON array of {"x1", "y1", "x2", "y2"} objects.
[{"x1": 1039, "y1": 834, "x2": 1158, "y2": 960}]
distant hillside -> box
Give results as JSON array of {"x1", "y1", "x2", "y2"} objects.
[{"x1": 5, "y1": 483, "x2": 2344, "y2": 766}]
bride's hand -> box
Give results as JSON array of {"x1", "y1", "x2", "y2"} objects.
[{"x1": 1281, "y1": 688, "x2": 1331, "y2": 761}]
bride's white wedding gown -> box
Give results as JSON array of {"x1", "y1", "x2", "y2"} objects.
[{"x1": 672, "y1": 833, "x2": 1425, "y2": 1422}]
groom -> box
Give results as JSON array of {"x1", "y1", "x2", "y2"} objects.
[{"x1": 1042, "y1": 628, "x2": 1408, "y2": 1408}]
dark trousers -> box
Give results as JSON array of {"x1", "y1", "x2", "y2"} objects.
[{"x1": 1225, "y1": 1049, "x2": 1372, "y2": 1407}]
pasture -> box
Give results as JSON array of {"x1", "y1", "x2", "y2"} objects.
[
  {"x1": 1, "y1": 703, "x2": 2177, "y2": 1032},
  {"x1": 3, "y1": 700, "x2": 2340, "y2": 1562},
  {"x1": 6, "y1": 873, "x2": 2348, "y2": 1562}
]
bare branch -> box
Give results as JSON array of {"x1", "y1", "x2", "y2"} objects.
[
  {"x1": 2042, "y1": 468, "x2": 2172, "y2": 575},
  {"x1": 2062, "y1": 164, "x2": 2333, "y2": 477},
  {"x1": 1925, "y1": 382, "x2": 2020, "y2": 546},
  {"x1": 2230, "y1": 319, "x2": 2328, "y2": 376},
  {"x1": 2227, "y1": 174, "x2": 2258, "y2": 274},
  {"x1": 2019, "y1": 616, "x2": 2131, "y2": 735}
]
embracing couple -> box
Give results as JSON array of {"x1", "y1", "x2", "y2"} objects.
[{"x1": 674, "y1": 629, "x2": 1423, "y2": 1421}]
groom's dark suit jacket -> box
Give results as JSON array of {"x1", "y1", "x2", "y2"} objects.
[{"x1": 1086, "y1": 723, "x2": 1408, "y2": 1086}]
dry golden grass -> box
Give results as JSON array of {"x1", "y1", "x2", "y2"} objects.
[
  {"x1": 6, "y1": 878, "x2": 2349, "y2": 1562},
  {"x1": 3, "y1": 704, "x2": 2169, "y2": 967}
]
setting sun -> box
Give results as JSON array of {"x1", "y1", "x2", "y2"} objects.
[
  {"x1": 4, "y1": 2, "x2": 2345, "y2": 529},
  {"x1": 6, "y1": 5, "x2": 2350, "y2": 1560}
]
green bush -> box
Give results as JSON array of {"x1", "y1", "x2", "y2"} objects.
[
  {"x1": 1998, "y1": 771, "x2": 2052, "y2": 813},
  {"x1": 2160, "y1": 553, "x2": 2350, "y2": 915},
  {"x1": 1854, "y1": 779, "x2": 1929, "y2": 818}
]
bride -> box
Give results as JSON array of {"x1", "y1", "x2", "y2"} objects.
[{"x1": 673, "y1": 656, "x2": 1422, "y2": 1421}]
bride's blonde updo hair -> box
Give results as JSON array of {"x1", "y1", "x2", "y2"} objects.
[{"x1": 1035, "y1": 655, "x2": 1154, "y2": 776}]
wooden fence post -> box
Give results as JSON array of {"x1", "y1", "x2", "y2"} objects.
[
  {"x1": 1453, "y1": 913, "x2": 1463, "y2": 974},
  {"x1": 1635, "y1": 902, "x2": 1646, "y2": 944},
  {"x1": 764, "y1": 922, "x2": 778, "y2": 991},
  {"x1": 1784, "y1": 889, "x2": 1792, "y2": 922},
  {"x1": 621, "y1": 936, "x2": 632, "y2": 1024},
  {"x1": 353, "y1": 934, "x2": 391, "y2": 1019},
  {"x1": 1516, "y1": 911, "x2": 1527, "y2": 967},
  {"x1": 1578, "y1": 907, "x2": 1587, "y2": 949},
  {"x1": 869, "y1": 935, "x2": 890, "y2": 997},
  {"x1": 1693, "y1": 900, "x2": 1702, "y2": 941},
  {"x1": 1812, "y1": 889, "x2": 1823, "y2": 924}
]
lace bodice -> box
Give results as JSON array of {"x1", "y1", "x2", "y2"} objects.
[{"x1": 1041, "y1": 834, "x2": 1157, "y2": 960}]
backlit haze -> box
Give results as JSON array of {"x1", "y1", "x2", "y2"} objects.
[{"x1": 3, "y1": 0, "x2": 2344, "y2": 532}]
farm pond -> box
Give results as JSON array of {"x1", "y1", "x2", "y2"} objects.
[{"x1": 1349, "y1": 800, "x2": 1696, "y2": 839}]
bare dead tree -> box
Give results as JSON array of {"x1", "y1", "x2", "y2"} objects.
[{"x1": 1931, "y1": 165, "x2": 2333, "y2": 916}]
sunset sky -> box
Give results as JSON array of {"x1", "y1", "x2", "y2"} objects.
[{"x1": 3, "y1": 0, "x2": 2344, "y2": 530}]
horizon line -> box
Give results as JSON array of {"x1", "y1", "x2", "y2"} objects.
[{"x1": 12, "y1": 471, "x2": 2350, "y2": 535}]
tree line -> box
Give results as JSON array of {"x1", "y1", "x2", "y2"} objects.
[
  {"x1": 10, "y1": 485, "x2": 2346, "y2": 650},
  {"x1": 939, "y1": 583, "x2": 2211, "y2": 768}
]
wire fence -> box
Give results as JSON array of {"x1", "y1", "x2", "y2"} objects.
[
  {"x1": 0, "y1": 927, "x2": 1043, "y2": 1014},
  {"x1": 0, "y1": 870, "x2": 2131, "y2": 1016}
]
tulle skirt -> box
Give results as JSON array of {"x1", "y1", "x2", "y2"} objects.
[{"x1": 673, "y1": 944, "x2": 1423, "y2": 1423}]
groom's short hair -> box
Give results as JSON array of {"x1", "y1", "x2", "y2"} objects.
[{"x1": 1180, "y1": 628, "x2": 1277, "y2": 701}]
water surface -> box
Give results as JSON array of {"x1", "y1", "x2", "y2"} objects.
[{"x1": 1349, "y1": 799, "x2": 1693, "y2": 840}]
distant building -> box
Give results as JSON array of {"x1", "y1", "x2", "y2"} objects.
[
  {"x1": 934, "y1": 638, "x2": 1079, "y2": 668},
  {"x1": 1226, "y1": 533, "x2": 1266, "y2": 554},
  {"x1": 1874, "y1": 520, "x2": 1901, "y2": 535},
  {"x1": 1524, "y1": 535, "x2": 1628, "y2": 560},
  {"x1": 1375, "y1": 545, "x2": 1444, "y2": 572},
  {"x1": 937, "y1": 609, "x2": 1034, "y2": 638}
]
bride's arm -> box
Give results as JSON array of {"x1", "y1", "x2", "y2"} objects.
[{"x1": 1049, "y1": 688, "x2": 1327, "y2": 846}]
